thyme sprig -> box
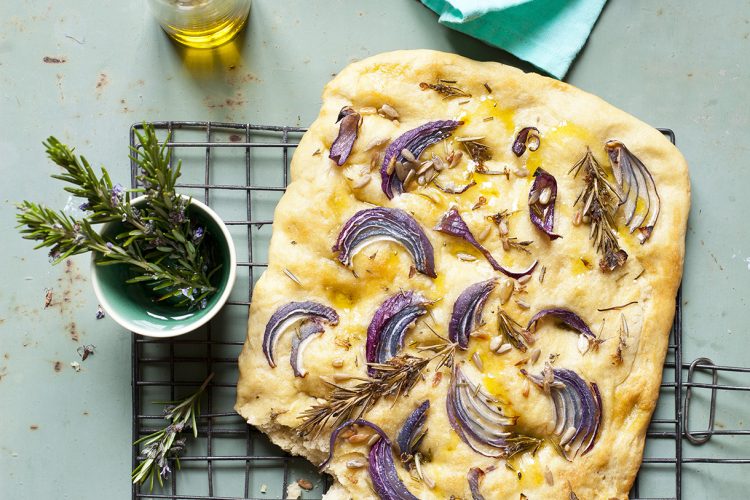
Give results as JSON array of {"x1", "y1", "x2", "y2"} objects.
[
  {"x1": 132, "y1": 373, "x2": 213, "y2": 490},
  {"x1": 296, "y1": 342, "x2": 456, "y2": 437},
  {"x1": 16, "y1": 125, "x2": 220, "y2": 306},
  {"x1": 569, "y1": 149, "x2": 628, "y2": 271}
]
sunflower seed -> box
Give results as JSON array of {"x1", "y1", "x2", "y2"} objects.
[
  {"x1": 472, "y1": 352, "x2": 484, "y2": 372},
  {"x1": 502, "y1": 238, "x2": 510, "y2": 251},
  {"x1": 522, "y1": 378, "x2": 530, "y2": 397},
  {"x1": 359, "y1": 106, "x2": 377, "y2": 115},
  {"x1": 339, "y1": 428, "x2": 355, "y2": 440},
  {"x1": 351, "y1": 175, "x2": 371, "y2": 189},
  {"x1": 498, "y1": 219, "x2": 509, "y2": 236},
  {"x1": 539, "y1": 187, "x2": 552, "y2": 205},
  {"x1": 514, "y1": 167, "x2": 529, "y2": 177},
  {"x1": 497, "y1": 343, "x2": 512, "y2": 355},
  {"x1": 395, "y1": 159, "x2": 411, "y2": 181},
  {"x1": 470, "y1": 331, "x2": 490, "y2": 340},
  {"x1": 530, "y1": 348, "x2": 541, "y2": 363},
  {"x1": 573, "y1": 210, "x2": 582, "y2": 226},
  {"x1": 346, "y1": 458, "x2": 367, "y2": 469},
  {"x1": 403, "y1": 169, "x2": 416, "y2": 188},
  {"x1": 401, "y1": 148, "x2": 416, "y2": 162},
  {"x1": 367, "y1": 434, "x2": 381, "y2": 446},
  {"x1": 378, "y1": 103, "x2": 399, "y2": 119},
  {"x1": 498, "y1": 278, "x2": 514, "y2": 304},
  {"x1": 515, "y1": 299, "x2": 530, "y2": 309},
  {"x1": 416, "y1": 160, "x2": 434, "y2": 175},
  {"x1": 331, "y1": 358, "x2": 344, "y2": 368},
  {"x1": 449, "y1": 150, "x2": 463, "y2": 168},
  {"x1": 528, "y1": 189, "x2": 541, "y2": 205},
  {"x1": 333, "y1": 373, "x2": 354, "y2": 383},
  {"x1": 477, "y1": 225, "x2": 491, "y2": 242},
  {"x1": 432, "y1": 154, "x2": 446, "y2": 171},
  {"x1": 457, "y1": 253, "x2": 477, "y2": 262},
  {"x1": 348, "y1": 433, "x2": 371, "y2": 444},
  {"x1": 455, "y1": 135, "x2": 485, "y2": 142},
  {"x1": 489, "y1": 336, "x2": 503, "y2": 352},
  {"x1": 517, "y1": 274, "x2": 532, "y2": 285}
]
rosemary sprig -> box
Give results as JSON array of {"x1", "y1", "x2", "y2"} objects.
[
  {"x1": 16, "y1": 125, "x2": 220, "y2": 306},
  {"x1": 419, "y1": 80, "x2": 471, "y2": 99},
  {"x1": 458, "y1": 138, "x2": 492, "y2": 167},
  {"x1": 296, "y1": 342, "x2": 455, "y2": 437},
  {"x1": 132, "y1": 373, "x2": 213, "y2": 490},
  {"x1": 498, "y1": 309, "x2": 530, "y2": 352},
  {"x1": 569, "y1": 149, "x2": 628, "y2": 272}
]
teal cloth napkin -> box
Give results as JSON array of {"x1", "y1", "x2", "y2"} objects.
[{"x1": 421, "y1": 0, "x2": 607, "y2": 79}]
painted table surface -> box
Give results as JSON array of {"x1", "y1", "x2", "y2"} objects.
[{"x1": 1, "y1": 1, "x2": 748, "y2": 499}]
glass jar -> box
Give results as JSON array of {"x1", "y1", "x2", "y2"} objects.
[{"x1": 148, "y1": 0, "x2": 252, "y2": 49}]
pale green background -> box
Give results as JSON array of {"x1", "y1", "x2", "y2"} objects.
[{"x1": 1, "y1": 1, "x2": 749, "y2": 499}]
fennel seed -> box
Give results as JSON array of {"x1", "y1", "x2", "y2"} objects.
[{"x1": 538, "y1": 265, "x2": 546, "y2": 283}]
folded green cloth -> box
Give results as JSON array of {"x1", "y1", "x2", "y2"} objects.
[{"x1": 421, "y1": 0, "x2": 607, "y2": 79}]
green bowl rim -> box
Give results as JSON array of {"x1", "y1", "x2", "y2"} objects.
[{"x1": 90, "y1": 194, "x2": 237, "y2": 338}]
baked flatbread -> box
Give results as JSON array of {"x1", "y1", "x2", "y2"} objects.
[{"x1": 236, "y1": 50, "x2": 689, "y2": 499}]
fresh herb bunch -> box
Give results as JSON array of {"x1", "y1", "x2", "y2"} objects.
[
  {"x1": 16, "y1": 125, "x2": 221, "y2": 307},
  {"x1": 132, "y1": 373, "x2": 214, "y2": 489}
]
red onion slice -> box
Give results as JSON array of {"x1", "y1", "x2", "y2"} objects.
[
  {"x1": 320, "y1": 418, "x2": 419, "y2": 499},
  {"x1": 329, "y1": 106, "x2": 360, "y2": 166},
  {"x1": 605, "y1": 140, "x2": 661, "y2": 243},
  {"x1": 262, "y1": 301, "x2": 339, "y2": 368},
  {"x1": 528, "y1": 168, "x2": 561, "y2": 240},
  {"x1": 366, "y1": 291, "x2": 430, "y2": 374},
  {"x1": 512, "y1": 127, "x2": 540, "y2": 157},
  {"x1": 468, "y1": 467, "x2": 486, "y2": 500},
  {"x1": 289, "y1": 320, "x2": 325, "y2": 378},
  {"x1": 525, "y1": 368, "x2": 601, "y2": 460},
  {"x1": 381, "y1": 120, "x2": 462, "y2": 199},
  {"x1": 435, "y1": 208, "x2": 538, "y2": 280},
  {"x1": 447, "y1": 365, "x2": 539, "y2": 458},
  {"x1": 334, "y1": 207, "x2": 436, "y2": 278},
  {"x1": 527, "y1": 308, "x2": 595, "y2": 339},
  {"x1": 396, "y1": 400, "x2": 430, "y2": 464},
  {"x1": 449, "y1": 279, "x2": 497, "y2": 349},
  {"x1": 319, "y1": 418, "x2": 389, "y2": 469}
]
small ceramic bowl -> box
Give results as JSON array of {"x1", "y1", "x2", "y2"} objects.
[{"x1": 91, "y1": 195, "x2": 236, "y2": 337}]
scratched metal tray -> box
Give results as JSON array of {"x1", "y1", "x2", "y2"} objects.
[{"x1": 130, "y1": 122, "x2": 749, "y2": 500}]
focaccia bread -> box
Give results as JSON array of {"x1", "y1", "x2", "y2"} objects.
[{"x1": 236, "y1": 50, "x2": 689, "y2": 499}]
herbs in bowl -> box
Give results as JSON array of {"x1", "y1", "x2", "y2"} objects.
[{"x1": 16, "y1": 124, "x2": 236, "y2": 337}]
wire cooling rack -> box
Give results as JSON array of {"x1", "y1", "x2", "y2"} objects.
[{"x1": 131, "y1": 122, "x2": 749, "y2": 500}]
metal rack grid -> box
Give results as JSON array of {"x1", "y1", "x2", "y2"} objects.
[{"x1": 130, "y1": 122, "x2": 748, "y2": 500}]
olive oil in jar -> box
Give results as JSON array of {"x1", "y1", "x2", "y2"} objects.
[{"x1": 148, "y1": 0, "x2": 251, "y2": 49}]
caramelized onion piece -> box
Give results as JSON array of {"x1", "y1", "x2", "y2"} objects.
[
  {"x1": 528, "y1": 168, "x2": 561, "y2": 240},
  {"x1": 435, "y1": 207, "x2": 538, "y2": 279},
  {"x1": 333, "y1": 207, "x2": 436, "y2": 277},
  {"x1": 366, "y1": 291, "x2": 430, "y2": 374},
  {"x1": 329, "y1": 106, "x2": 360, "y2": 166},
  {"x1": 381, "y1": 120, "x2": 462, "y2": 198},
  {"x1": 449, "y1": 279, "x2": 497, "y2": 349},
  {"x1": 605, "y1": 140, "x2": 661, "y2": 243},
  {"x1": 262, "y1": 302, "x2": 339, "y2": 368},
  {"x1": 512, "y1": 127, "x2": 540, "y2": 157}
]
